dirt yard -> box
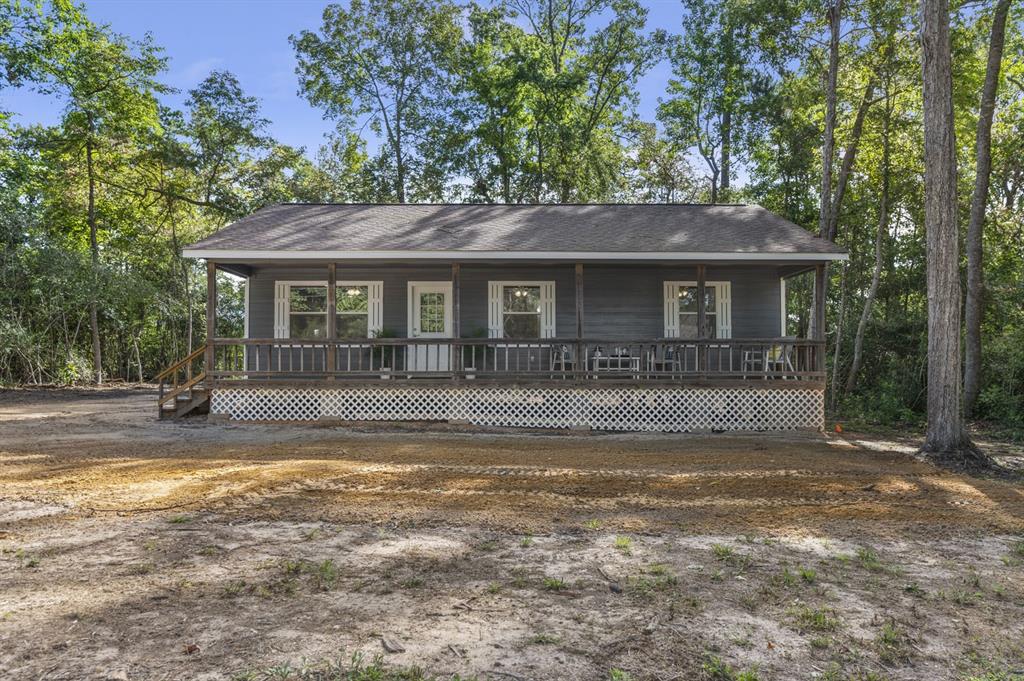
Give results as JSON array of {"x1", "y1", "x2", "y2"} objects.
[{"x1": 1, "y1": 388, "x2": 1023, "y2": 681}]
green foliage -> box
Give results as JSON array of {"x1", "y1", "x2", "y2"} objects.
[{"x1": 0, "y1": 0, "x2": 1022, "y2": 438}]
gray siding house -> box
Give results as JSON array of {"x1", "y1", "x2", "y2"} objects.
[{"x1": 161, "y1": 203, "x2": 846, "y2": 431}]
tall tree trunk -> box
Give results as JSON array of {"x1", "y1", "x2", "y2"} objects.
[
  {"x1": 920, "y1": 0, "x2": 985, "y2": 465},
  {"x1": 826, "y1": 79, "x2": 877, "y2": 241},
  {"x1": 721, "y1": 108, "x2": 731, "y2": 197},
  {"x1": 846, "y1": 92, "x2": 892, "y2": 396},
  {"x1": 86, "y1": 136, "x2": 102, "y2": 385},
  {"x1": 964, "y1": 0, "x2": 1012, "y2": 416},
  {"x1": 818, "y1": 0, "x2": 842, "y2": 240},
  {"x1": 811, "y1": 0, "x2": 843, "y2": 341}
]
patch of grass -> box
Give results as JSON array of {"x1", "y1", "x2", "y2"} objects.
[
  {"x1": 313, "y1": 560, "x2": 339, "y2": 591},
  {"x1": 476, "y1": 539, "x2": 498, "y2": 552},
  {"x1": 856, "y1": 546, "x2": 882, "y2": 571},
  {"x1": 903, "y1": 582, "x2": 926, "y2": 598},
  {"x1": 788, "y1": 604, "x2": 840, "y2": 633},
  {"x1": 799, "y1": 567, "x2": 817, "y2": 584},
  {"x1": 486, "y1": 581, "x2": 502, "y2": 594},
  {"x1": 528, "y1": 632, "x2": 559, "y2": 645},
  {"x1": 142, "y1": 539, "x2": 158, "y2": 551},
  {"x1": 168, "y1": 514, "x2": 191, "y2": 524},
  {"x1": 711, "y1": 544, "x2": 752, "y2": 571},
  {"x1": 614, "y1": 535, "x2": 633, "y2": 555},
  {"x1": 711, "y1": 544, "x2": 734, "y2": 561},
  {"x1": 235, "y1": 651, "x2": 470, "y2": 680},
  {"x1": 774, "y1": 567, "x2": 797, "y2": 588},
  {"x1": 854, "y1": 547, "x2": 902, "y2": 576},
  {"x1": 627, "y1": 566, "x2": 678, "y2": 597},
  {"x1": 510, "y1": 569, "x2": 529, "y2": 589},
  {"x1": 809, "y1": 636, "x2": 832, "y2": 649},
  {"x1": 542, "y1": 576, "x2": 567, "y2": 591},
  {"x1": 401, "y1": 576, "x2": 424, "y2": 589},
  {"x1": 876, "y1": 620, "x2": 911, "y2": 664},
  {"x1": 701, "y1": 654, "x2": 760, "y2": 681},
  {"x1": 949, "y1": 589, "x2": 981, "y2": 606},
  {"x1": 198, "y1": 545, "x2": 220, "y2": 557},
  {"x1": 609, "y1": 670, "x2": 632, "y2": 681},
  {"x1": 519, "y1": 535, "x2": 533, "y2": 548},
  {"x1": 223, "y1": 580, "x2": 247, "y2": 598},
  {"x1": 1010, "y1": 540, "x2": 1024, "y2": 558},
  {"x1": 302, "y1": 528, "x2": 324, "y2": 541},
  {"x1": 127, "y1": 562, "x2": 155, "y2": 576},
  {"x1": 15, "y1": 549, "x2": 40, "y2": 569},
  {"x1": 281, "y1": 559, "x2": 305, "y2": 576},
  {"x1": 584, "y1": 519, "x2": 603, "y2": 531}
]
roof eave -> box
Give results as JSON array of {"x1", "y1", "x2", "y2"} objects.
[{"x1": 182, "y1": 249, "x2": 848, "y2": 262}]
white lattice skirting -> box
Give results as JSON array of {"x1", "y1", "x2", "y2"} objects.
[{"x1": 210, "y1": 385, "x2": 824, "y2": 432}]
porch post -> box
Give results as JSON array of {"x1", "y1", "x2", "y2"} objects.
[
  {"x1": 574, "y1": 263, "x2": 584, "y2": 338},
  {"x1": 451, "y1": 263, "x2": 461, "y2": 376},
  {"x1": 326, "y1": 262, "x2": 336, "y2": 376},
  {"x1": 696, "y1": 263, "x2": 707, "y2": 375},
  {"x1": 575, "y1": 263, "x2": 584, "y2": 377},
  {"x1": 813, "y1": 263, "x2": 826, "y2": 373},
  {"x1": 205, "y1": 260, "x2": 216, "y2": 379}
]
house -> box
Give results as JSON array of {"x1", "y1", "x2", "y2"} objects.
[{"x1": 160, "y1": 203, "x2": 846, "y2": 431}]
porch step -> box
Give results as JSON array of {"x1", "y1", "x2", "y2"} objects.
[{"x1": 160, "y1": 389, "x2": 210, "y2": 420}]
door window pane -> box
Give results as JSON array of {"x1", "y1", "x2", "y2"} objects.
[{"x1": 419, "y1": 292, "x2": 445, "y2": 333}]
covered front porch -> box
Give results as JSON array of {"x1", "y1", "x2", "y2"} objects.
[{"x1": 159, "y1": 258, "x2": 827, "y2": 431}]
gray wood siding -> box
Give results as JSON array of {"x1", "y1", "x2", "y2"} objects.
[{"x1": 246, "y1": 264, "x2": 784, "y2": 339}]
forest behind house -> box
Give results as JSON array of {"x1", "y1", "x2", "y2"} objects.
[{"x1": 1, "y1": 0, "x2": 1022, "y2": 435}]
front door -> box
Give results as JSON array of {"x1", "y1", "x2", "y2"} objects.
[{"x1": 408, "y1": 282, "x2": 453, "y2": 371}]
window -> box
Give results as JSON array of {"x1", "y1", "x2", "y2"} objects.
[
  {"x1": 488, "y1": 281, "x2": 555, "y2": 338},
  {"x1": 336, "y1": 285, "x2": 370, "y2": 338},
  {"x1": 663, "y1": 281, "x2": 731, "y2": 338},
  {"x1": 274, "y1": 281, "x2": 382, "y2": 339}
]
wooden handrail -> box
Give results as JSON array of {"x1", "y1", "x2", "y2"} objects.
[
  {"x1": 158, "y1": 373, "x2": 206, "y2": 407},
  {"x1": 155, "y1": 345, "x2": 206, "y2": 382}
]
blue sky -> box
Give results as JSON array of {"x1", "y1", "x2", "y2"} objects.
[{"x1": 0, "y1": 0, "x2": 682, "y2": 158}]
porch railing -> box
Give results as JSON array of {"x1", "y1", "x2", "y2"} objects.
[{"x1": 208, "y1": 337, "x2": 825, "y2": 384}]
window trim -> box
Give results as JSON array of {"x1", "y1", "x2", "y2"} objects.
[
  {"x1": 273, "y1": 280, "x2": 383, "y2": 340},
  {"x1": 663, "y1": 280, "x2": 732, "y2": 339},
  {"x1": 488, "y1": 280, "x2": 556, "y2": 339}
]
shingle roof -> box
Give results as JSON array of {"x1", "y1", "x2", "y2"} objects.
[{"x1": 183, "y1": 203, "x2": 846, "y2": 258}]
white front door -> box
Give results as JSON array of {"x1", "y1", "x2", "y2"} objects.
[{"x1": 408, "y1": 282, "x2": 453, "y2": 371}]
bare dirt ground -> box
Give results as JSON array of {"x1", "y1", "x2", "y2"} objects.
[{"x1": 1, "y1": 387, "x2": 1023, "y2": 681}]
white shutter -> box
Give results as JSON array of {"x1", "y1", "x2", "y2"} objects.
[
  {"x1": 663, "y1": 282, "x2": 680, "y2": 338},
  {"x1": 717, "y1": 282, "x2": 732, "y2": 338},
  {"x1": 368, "y1": 281, "x2": 384, "y2": 335},
  {"x1": 487, "y1": 282, "x2": 502, "y2": 337},
  {"x1": 540, "y1": 282, "x2": 556, "y2": 338},
  {"x1": 273, "y1": 282, "x2": 289, "y2": 339}
]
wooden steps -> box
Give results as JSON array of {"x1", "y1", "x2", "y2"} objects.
[
  {"x1": 157, "y1": 346, "x2": 209, "y2": 420},
  {"x1": 160, "y1": 386, "x2": 209, "y2": 420}
]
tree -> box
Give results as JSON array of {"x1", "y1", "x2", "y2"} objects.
[
  {"x1": 291, "y1": 0, "x2": 462, "y2": 203},
  {"x1": 919, "y1": 0, "x2": 986, "y2": 464},
  {"x1": 659, "y1": 0, "x2": 754, "y2": 202},
  {"x1": 37, "y1": 16, "x2": 167, "y2": 383},
  {"x1": 622, "y1": 121, "x2": 700, "y2": 203},
  {"x1": 964, "y1": 0, "x2": 1013, "y2": 416}
]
